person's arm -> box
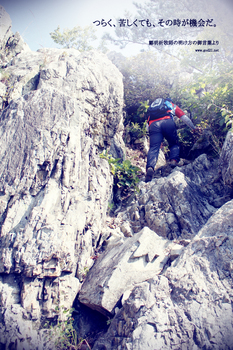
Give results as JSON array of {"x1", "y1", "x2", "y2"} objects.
[
  {"x1": 174, "y1": 105, "x2": 196, "y2": 130},
  {"x1": 180, "y1": 114, "x2": 196, "y2": 130}
]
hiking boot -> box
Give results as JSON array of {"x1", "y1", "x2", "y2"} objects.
[
  {"x1": 145, "y1": 167, "x2": 154, "y2": 182},
  {"x1": 169, "y1": 159, "x2": 178, "y2": 168}
]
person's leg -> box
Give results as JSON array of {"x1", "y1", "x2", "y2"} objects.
[
  {"x1": 145, "y1": 121, "x2": 163, "y2": 182},
  {"x1": 161, "y1": 119, "x2": 180, "y2": 163}
]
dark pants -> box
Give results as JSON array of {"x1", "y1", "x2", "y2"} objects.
[{"x1": 147, "y1": 118, "x2": 180, "y2": 170}]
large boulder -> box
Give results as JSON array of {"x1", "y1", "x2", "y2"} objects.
[
  {"x1": 0, "y1": 5, "x2": 31, "y2": 111},
  {"x1": 79, "y1": 227, "x2": 183, "y2": 316},
  {"x1": 93, "y1": 199, "x2": 233, "y2": 350}
]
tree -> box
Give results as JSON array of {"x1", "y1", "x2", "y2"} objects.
[
  {"x1": 103, "y1": 0, "x2": 206, "y2": 51},
  {"x1": 170, "y1": 63, "x2": 233, "y2": 154},
  {"x1": 103, "y1": 0, "x2": 233, "y2": 70},
  {"x1": 113, "y1": 50, "x2": 180, "y2": 113},
  {"x1": 50, "y1": 25, "x2": 97, "y2": 51}
]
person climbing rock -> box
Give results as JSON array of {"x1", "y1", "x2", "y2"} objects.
[{"x1": 144, "y1": 97, "x2": 198, "y2": 183}]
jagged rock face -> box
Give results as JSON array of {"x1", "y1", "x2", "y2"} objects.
[
  {"x1": 0, "y1": 5, "x2": 31, "y2": 112},
  {"x1": 118, "y1": 153, "x2": 232, "y2": 239},
  {"x1": 219, "y1": 130, "x2": 233, "y2": 187},
  {"x1": 0, "y1": 87, "x2": 114, "y2": 280},
  {"x1": 0, "y1": 47, "x2": 125, "y2": 151},
  {"x1": 0, "y1": 5, "x2": 30, "y2": 65},
  {"x1": 0, "y1": 5, "x2": 12, "y2": 51},
  {"x1": 93, "y1": 199, "x2": 233, "y2": 350},
  {"x1": 85, "y1": 132, "x2": 233, "y2": 349},
  {"x1": 0, "y1": 29, "x2": 124, "y2": 346},
  {"x1": 79, "y1": 227, "x2": 184, "y2": 316}
]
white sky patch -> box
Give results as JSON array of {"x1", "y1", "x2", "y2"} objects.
[
  {"x1": 0, "y1": 0, "x2": 139, "y2": 54},
  {"x1": 1, "y1": 0, "x2": 233, "y2": 56}
]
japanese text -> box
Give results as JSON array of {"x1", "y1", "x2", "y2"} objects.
[
  {"x1": 149, "y1": 40, "x2": 219, "y2": 46},
  {"x1": 93, "y1": 18, "x2": 216, "y2": 28}
]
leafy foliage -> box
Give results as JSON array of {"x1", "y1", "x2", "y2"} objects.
[
  {"x1": 50, "y1": 25, "x2": 97, "y2": 51},
  {"x1": 44, "y1": 307, "x2": 91, "y2": 350},
  {"x1": 103, "y1": 0, "x2": 204, "y2": 51},
  {"x1": 137, "y1": 100, "x2": 150, "y2": 116},
  {"x1": 124, "y1": 101, "x2": 149, "y2": 145},
  {"x1": 126, "y1": 121, "x2": 147, "y2": 144},
  {"x1": 99, "y1": 151, "x2": 141, "y2": 194},
  {"x1": 179, "y1": 22, "x2": 233, "y2": 73},
  {"x1": 115, "y1": 51, "x2": 179, "y2": 112},
  {"x1": 171, "y1": 64, "x2": 233, "y2": 149},
  {"x1": 104, "y1": 0, "x2": 233, "y2": 75}
]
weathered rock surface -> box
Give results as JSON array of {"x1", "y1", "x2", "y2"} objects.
[
  {"x1": 93, "y1": 199, "x2": 233, "y2": 350},
  {"x1": 0, "y1": 47, "x2": 125, "y2": 154},
  {"x1": 0, "y1": 5, "x2": 31, "y2": 111},
  {"x1": 219, "y1": 130, "x2": 233, "y2": 187},
  {"x1": 0, "y1": 5, "x2": 30, "y2": 65},
  {"x1": 79, "y1": 227, "x2": 183, "y2": 316},
  {"x1": 117, "y1": 153, "x2": 232, "y2": 239},
  {"x1": 87, "y1": 132, "x2": 233, "y2": 348},
  {"x1": 0, "y1": 5, "x2": 12, "y2": 51},
  {"x1": 0, "y1": 9, "x2": 125, "y2": 346}
]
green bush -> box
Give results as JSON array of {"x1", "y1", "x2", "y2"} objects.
[
  {"x1": 111, "y1": 51, "x2": 179, "y2": 112},
  {"x1": 100, "y1": 150, "x2": 141, "y2": 195},
  {"x1": 126, "y1": 121, "x2": 147, "y2": 144},
  {"x1": 50, "y1": 25, "x2": 97, "y2": 51},
  {"x1": 171, "y1": 65, "x2": 233, "y2": 150},
  {"x1": 44, "y1": 307, "x2": 91, "y2": 350},
  {"x1": 124, "y1": 100, "x2": 149, "y2": 145}
]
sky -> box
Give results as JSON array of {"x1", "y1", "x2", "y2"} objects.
[
  {"x1": 0, "y1": 0, "x2": 140, "y2": 55},
  {"x1": 1, "y1": 0, "x2": 233, "y2": 57}
]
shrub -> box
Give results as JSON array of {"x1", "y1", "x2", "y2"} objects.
[
  {"x1": 171, "y1": 65, "x2": 233, "y2": 150},
  {"x1": 99, "y1": 150, "x2": 141, "y2": 196},
  {"x1": 124, "y1": 100, "x2": 149, "y2": 145},
  {"x1": 126, "y1": 121, "x2": 148, "y2": 144},
  {"x1": 44, "y1": 307, "x2": 91, "y2": 350}
]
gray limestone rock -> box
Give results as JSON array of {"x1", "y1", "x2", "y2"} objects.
[
  {"x1": 0, "y1": 6, "x2": 30, "y2": 66},
  {"x1": 0, "y1": 5, "x2": 12, "y2": 52},
  {"x1": 119, "y1": 154, "x2": 232, "y2": 239},
  {"x1": 219, "y1": 130, "x2": 233, "y2": 187},
  {"x1": 79, "y1": 227, "x2": 183, "y2": 316},
  {"x1": 0, "y1": 16, "x2": 125, "y2": 345},
  {"x1": 0, "y1": 46, "x2": 125, "y2": 152},
  {"x1": 93, "y1": 200, "x2": 233, "y2": 350}
]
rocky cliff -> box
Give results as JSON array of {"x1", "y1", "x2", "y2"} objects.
[
  {"x1": 0, "y1": 6, "x2": 233, "y2": 350},
  {"x1": 0, "y1": 6, "x2": 125, "y2": 349}
]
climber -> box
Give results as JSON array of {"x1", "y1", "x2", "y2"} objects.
[{"x1": 144, "y1": 97, "x2": 199, "y2": 183}]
